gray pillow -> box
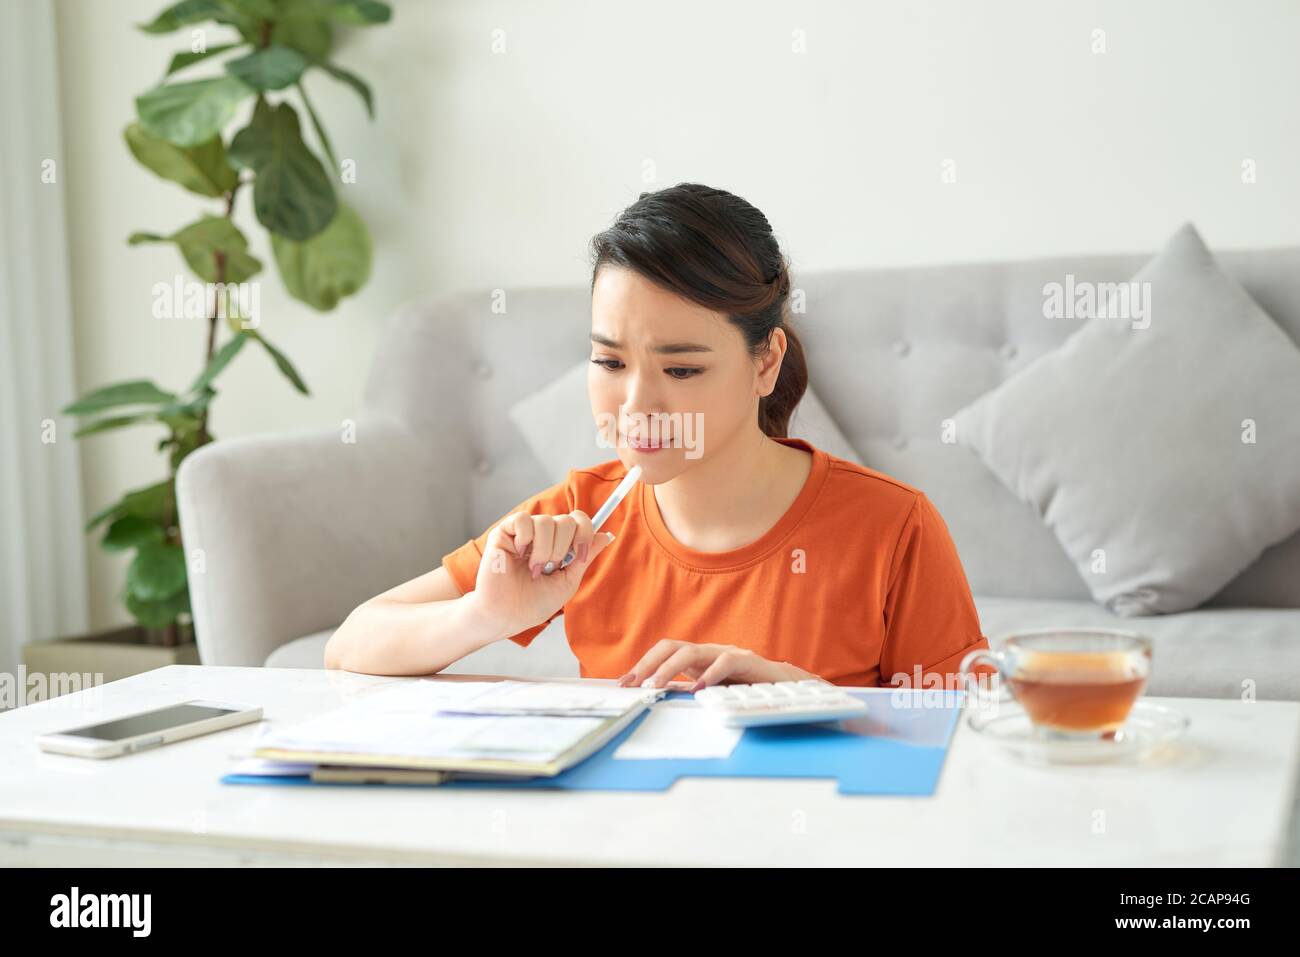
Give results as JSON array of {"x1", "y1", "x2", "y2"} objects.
[
  {"x1": 952, "y1": 223, "x2": 1300, "y2": 616},
  {"x1": 509, "y1": 359, "x2": 862, "y2": 484}
]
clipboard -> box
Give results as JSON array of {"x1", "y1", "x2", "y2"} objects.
[{"x1": 224, "y1": 689, "x2": 967, "y2": 796}]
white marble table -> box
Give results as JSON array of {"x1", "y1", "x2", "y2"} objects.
[{"x1": 1, "y1": 665, "x2": 1296, "y2": 866}]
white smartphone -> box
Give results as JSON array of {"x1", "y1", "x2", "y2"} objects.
[{"x1": 37, "y1": 699, "x2": 263, "y2": 759}]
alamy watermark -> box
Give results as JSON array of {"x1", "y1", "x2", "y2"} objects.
[
  {"x1": 595, "y1": 406, "x2": 705, "y2": 459},
  {"x1": 886, "y1": 666, "x2": 1008, "y2": 713},
  {"x1": 1, "y1": 667, "x2": 104, "y2": 711},
  {"x1": 151, "y1": 274, "x2": 260, "y2": 329},
  {"x1": 1043, "y1": 274, "x2": 1151, "y2": 330},
  {"x1": 50, "y1": 887, "x2": 150, "y2": 937}
]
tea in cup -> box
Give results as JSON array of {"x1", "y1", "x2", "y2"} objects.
[{"x1": 960, "y1": 628, "x2": 1153, "y2": 739}]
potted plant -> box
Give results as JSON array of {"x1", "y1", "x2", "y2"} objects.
[{"x1": 25, "y1": 0, "x2": 392, "y2": 687}]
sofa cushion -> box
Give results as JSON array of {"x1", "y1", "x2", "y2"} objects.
[
  {"x1": 975, "y1": 596, "x2": 1300, "y2": 701},
  {"x1": 507, "y1": 358, "x2": 862, "y2": 485},
  {"x1": 954, "y1": 223, "x2": 1300, "y2": 616}
]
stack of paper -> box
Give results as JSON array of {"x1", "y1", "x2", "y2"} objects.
[{"x1": 248, "y1": 678, "x2": 668, "y2": 778}]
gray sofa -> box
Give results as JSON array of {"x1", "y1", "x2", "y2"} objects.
[{"x1": 175, "y1": 246, "x2": 1300, "y2": 700}]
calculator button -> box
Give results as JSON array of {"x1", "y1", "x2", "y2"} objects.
[{"x1": 691, "y1": 679, "x2": 868, "y2": 727}]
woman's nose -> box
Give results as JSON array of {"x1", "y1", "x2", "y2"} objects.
[{"x1": 620, "y1": 369, "x2": 664, "y2": 416}]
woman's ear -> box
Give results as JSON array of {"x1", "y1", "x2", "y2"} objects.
[{"x1": 756, "y1": 327, "x2": 787, "y2": 398}]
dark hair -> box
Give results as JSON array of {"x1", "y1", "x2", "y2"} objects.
[{"x1": 588, "y1": 183, "x2": 808, "y2": 438}]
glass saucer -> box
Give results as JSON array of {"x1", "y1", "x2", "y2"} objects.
[{"x1": 966, "y1": 700, "x2": 1190, "y2": 765}]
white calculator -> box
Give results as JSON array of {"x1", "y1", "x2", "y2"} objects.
[{"x1": 693, "y1": 679, "x2": 869, "y2": 728}]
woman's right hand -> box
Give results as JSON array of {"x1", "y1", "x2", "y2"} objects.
[{"x1": 469, "y1": 509, "x2": 616, "y2": 640}]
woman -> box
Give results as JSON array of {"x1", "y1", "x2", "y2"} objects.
[{"x1": 325, "y1": 183, "x2": 991, "y2": 690}]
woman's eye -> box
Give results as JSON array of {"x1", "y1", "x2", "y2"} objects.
[{"x1": 590, "y1": 358, "x2": 701, "y2": 379}]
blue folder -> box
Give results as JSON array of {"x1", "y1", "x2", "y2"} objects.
[{"x1": 222, "y1": 688, "x2": 966, "y2": 796}]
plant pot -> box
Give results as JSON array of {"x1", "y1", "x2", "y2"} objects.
[{"x1": 22, "y1": 624, "x2": 200, "y2": 701}]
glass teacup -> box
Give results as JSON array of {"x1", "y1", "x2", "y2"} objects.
[{"x1": 960, "y1": 628, "x2": 1153, "y2": 740}]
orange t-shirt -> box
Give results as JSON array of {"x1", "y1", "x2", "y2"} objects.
[{"x1": 441, "y1": 437, "x2": 991, "y2": 688}]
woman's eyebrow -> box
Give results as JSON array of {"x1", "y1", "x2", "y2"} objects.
[{"x1": 590, "y1": 333, "x2": 712, "y2": 354}]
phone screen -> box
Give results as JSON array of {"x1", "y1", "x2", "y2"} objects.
[{"x1": 61, "y1": 704, "x2": 238, "y2": 741}]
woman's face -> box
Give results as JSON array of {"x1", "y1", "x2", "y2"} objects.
[{"x1": 588, "y1": 265, "x2": 783, "y2": 483}]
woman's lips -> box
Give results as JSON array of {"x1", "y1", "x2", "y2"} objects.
[{"x1": 624, "y1": 434, "x2": 670, "y2": 452}]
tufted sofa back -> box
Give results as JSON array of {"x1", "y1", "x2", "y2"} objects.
[{"x1": 364, "y1": 246, "x2": 1300, "y2": 607}]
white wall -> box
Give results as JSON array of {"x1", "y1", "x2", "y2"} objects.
[{"x1": 54, "y1": 0, "x2": 1300, "y2": 630}]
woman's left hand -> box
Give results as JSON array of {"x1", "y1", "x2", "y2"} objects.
[{"x1": 615, "y1": 640, "x2": 814, "y2": 692}]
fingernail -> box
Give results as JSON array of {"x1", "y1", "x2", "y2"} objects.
[
  {"x1": 530, "y1": 563, "x2": 540, "y2": 579},
  {"x1": 577, "y1": 542, "x2": 589, "y2": 562},
  {"x1": 617, "y1": 672, "x2": 634, "y2": 686},
  {"x1": 606, "y1": 532, "x2": 616, "y2": 542},
  {"x1": 690, "y1": 680, "x2": 704, "y2": 693}
]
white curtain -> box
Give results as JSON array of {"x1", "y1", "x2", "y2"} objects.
[{"x1": 0, "y1": 0, "x2": 89, "y2": 678}]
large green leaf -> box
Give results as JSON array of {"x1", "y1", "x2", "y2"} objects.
[
  {"x1": 226, "y1": 46, "x2": 308, "y2": 92},
  {"x1": 63, "y1": 380, "x2": 177, "y2": 416},
  {"x1": 167, "y1": 418, "x2": 209, "y2": 469},
  {"x1": 103, "y1": 516, "x2": 166, "y2": 552},
  {"x1": 223, "y1": 0, "x2": 278, "y2": 17},
  {"x1": 250, "y1": 331, "x2": 310, "y2": 394},
  {"x1": 136, "y1": 76, "x2": 253, "y2": 148},
  {"x1": 277, "y1": 0, "x2": 391, "y2": 24},
  {"x1": 328, "y1": 0, "x2": 391, "y2": 24},
  {"x1": 272, "y1": 201, "x2": 370, "y2": 311},
  {"x1": 126, "y1": 588, "x2": 191, "y2": 630},
  {"x1": 171, "y1": 215, "x2": 263, "y2": 282},
  {"x1": 85, "y1": 479, "x2": 173, "y2": 533},
  {"x1": 158, "y1": 386, "x2": 217, "y2": 431},
  {"x1": 161, "y1": 384, "x2": 215, "y2": 418},
  {"x1": 132, "y1": 215, "x2": 262, "y2": 283},
  {"x1": 126, "y1": 543, "x2": 188, "y2": 602},
  {"x1": 271, "y1": 17, "x2": 333, "y2": 60},
  {"x1": 86, "y1": 500, "x2": 124, "y2": 533},
  {"x1": 124, "y1": 123, "x2": 238, "y2": 198},
  {"x1": 228, "y1": 99, "x2": 336, "y2": 240},
  {"x1": 120, "y1": 481, "x2": 175, "y2": 524},
  {"x1": 295, "y1": 80, "x2": 338, "y2": 173},
  {"x1": 73, "y1": 413, "x2": 159, "y2": 438},
  {"x1": 164, "y1": 42, "x2": 244, "y2": 78},
  {"x1": 190, "y1": 333, "x2": 249, "y2": 391},
  {"x1": 317, "y1": 61, "x2": 373, "y2": 118},
  {"x1": 139, "y1": 0, "x2": 252, "y2": 34}
]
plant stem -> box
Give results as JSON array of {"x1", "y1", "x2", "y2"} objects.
[
  {"x1": 164, "y1": 179, "x2": 248, "y2": 649},
  {"x1": 197, "y1": 182, "x2": 242, "y2": 445}
]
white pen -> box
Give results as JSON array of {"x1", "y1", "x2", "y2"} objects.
[{"x1": 541, "y1": 464, "x2": 643, "y2": 575}]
